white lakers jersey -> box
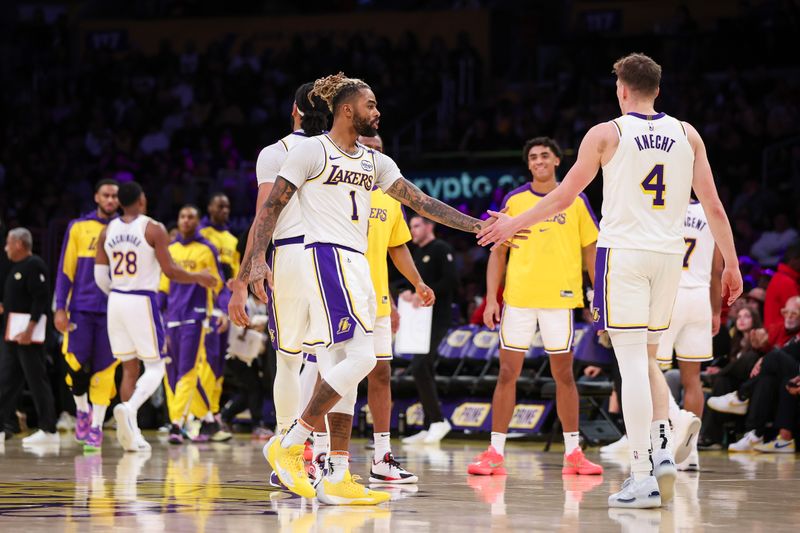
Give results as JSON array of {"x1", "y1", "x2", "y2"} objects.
[
  {"x1": 279, "y1": 134, "x2": 402, "y2": 253},
  {"x1": 255, "y1": 130, "x2": 307, "y2": 240},
  {"x1": 597, "y1": 112, "x2": 695, "y2": 255},
  {"x1": 104, "y1": 215, "x2": 161, "y2": 292},
  {"x1": 680, "y1": 201, "x2": 714, "y2": 289}
]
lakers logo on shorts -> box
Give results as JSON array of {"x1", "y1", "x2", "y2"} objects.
[
  {"x1": 592, "y1": 307, "x2": 600, "y2": 323},
  {"x1": 268, "y1": 328, "x2": 276, "y2": 342},
  {"x1": 337, "y1": 317, "x2": 352, "y2": 335}
]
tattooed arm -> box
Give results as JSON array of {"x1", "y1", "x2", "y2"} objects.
[
  {"x1": 234, "y1": 177, "x2": 297, "y2": 312},
  {"x1": 385, "y1": 178, "x2": 483, "y2": 233}
]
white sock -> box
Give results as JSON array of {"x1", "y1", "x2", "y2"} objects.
[
  {"x1": 563, "y1": 432, "x2": 581, "y2": 455},
  {"x1": 610, "y1": 332, "x2": 653, "y2": 481},
  {"x1": 668, "y1": 391, "x2": 681, "y2": 423},
  {"x1": 373, "y1": 432, "x2": 391, "y2": 461},
  {"x1": 74, "y1": 394, "x2": 90, "y2": 413},
  {"x1": 327, "y1": 451, "x2": 349, "y2": 483},
  {"x1": 651, "y1": 419, "x2": 672, "y2": 455},
  {"x1": 490, "y1": 432, "x2": 507, "y2": 456},
  {"x1": 126, "y1": 360, "x2": 166, "y2": 413},
  {"x1": 274, "y1": 352, "x2": 303, "y2": 434},
  {"x1": 91, "y1": 404, "x2": 107, "y2": 429},
  {"x1": 281, "y1": 418, "x2": 313, "y2": 448},
  {"x1": 203, "y1": 412, "x2": 215, "y2": 423},
  {"x1": 313, "y1": 431, "x2": 329, "y2": 461}
]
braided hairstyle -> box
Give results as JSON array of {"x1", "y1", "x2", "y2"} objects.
[
  {"x1": 294, "y1": 82, "x2": 329, "y2": 136},
  {"x1": 310, "y1": 72, "x2": 371, "y2": 115}
]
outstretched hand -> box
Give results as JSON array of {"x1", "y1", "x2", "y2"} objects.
[{"x1": 477, "y1": 210, "x2": 529, "y2": 250}]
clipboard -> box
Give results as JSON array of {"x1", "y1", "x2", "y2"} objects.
[
  {"x1": 4, "y1": 313, "x2": 47, "y2": 344},
  {"x1": 394, "y1": 299, "x2": 433, "y2": 354}
]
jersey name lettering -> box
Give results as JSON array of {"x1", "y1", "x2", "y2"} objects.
[
  {"x1": 107, "y1": 233, "x2": 142, "y2": 248},
  {"x1": 634, "y1": 134, "x2": 676, "y2": 153},
  {"x1": 684, "y1": 215, "x2": 707, "y2": 231}
]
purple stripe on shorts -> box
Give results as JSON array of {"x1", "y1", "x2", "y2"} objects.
[
  {"x1": 304, "y1": 352, "x2": 317, "y2": 363},
  {"x1": 274, "y1": 235, "x2": 304, "y2": 247},
  {"x1": 312, "y1": 245, "x2": 358, "y2": 345},
  {"x1": 592, "y1": 247, "x2": 608, "y2": 331},
  {"x1": 305, "y1": 242, "x2": 363, "y2": 255},
  {"x1": 265, "y1": 245, "x2": 279, "y2": 351}
]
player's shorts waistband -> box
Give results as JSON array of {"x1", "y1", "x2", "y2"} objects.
[
  {"x1": 274, "y1": 235, "x2": 304, "y2": 247},
  {"x1": 304, "y1": 242, "x2": 364, "y2": 255},
  {"x1": 111, "y1": 289, "x2": 157, "y2": 297}
]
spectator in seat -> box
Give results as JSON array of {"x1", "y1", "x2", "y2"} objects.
[{"x1": 698, "y1": 306, "x2": 761, "y2": 448}]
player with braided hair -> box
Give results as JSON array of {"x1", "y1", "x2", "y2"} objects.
[{"x1": 231, "y1": 72, "x2": 525, "y2": 505}]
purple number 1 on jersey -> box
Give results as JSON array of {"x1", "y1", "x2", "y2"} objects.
[
  {"x1": 349, "y1": 190, "x2": 358, "y2": 221},
  {"x1": 641, "y1": 163, "x2": 666, "y2": 209}
]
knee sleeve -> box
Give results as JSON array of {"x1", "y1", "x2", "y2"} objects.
[
  {"x1": 324, "y1": 330, "x2": 376, "y2": 397},
  {"x1": 329, "y1": 384, "x2": 358, "y2": 415}
]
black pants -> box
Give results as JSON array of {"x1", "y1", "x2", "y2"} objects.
[
  {"x1": 700, "y1": 351, "x2": 760, "y2": 443},
  {"x1": 0, "y1": 342, "x2": 57, "y2": 433},
  {"x1": 746, "y1": 348, "x2": 800, "y2": 436},
  {"x1": 409, "y1": 325, "x2": 449, "y2": 427},
  {"x1": 222, "y1": 344, "x2": 275, "y2": 426}
]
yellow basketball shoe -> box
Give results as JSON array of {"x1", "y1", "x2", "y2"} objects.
[
  {"x1": 316, "y1": 470, "x2": 391, "y2": 505},
  {"x1": 266, "y1": 437, "x2": 316, "y2": 499}
]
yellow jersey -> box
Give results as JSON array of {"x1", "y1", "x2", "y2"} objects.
[
  {"x1": 366, "y1": 190, "x2": 411, "y2": 317},
  {"x1": 503, "y1": 184, "x2": 598, "y2": 309},
  {"x1": 199, "y1": 219, "x2": 240, "y2": 280}
]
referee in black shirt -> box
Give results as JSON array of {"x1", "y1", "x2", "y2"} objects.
[
  {"x1": 401, "y1": 215, "x2": 455, "y2": 444},
  {"x1": 0, "y1": 228, "x2": 58, "y2": 445}
]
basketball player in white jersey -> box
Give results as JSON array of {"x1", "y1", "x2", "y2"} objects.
[
  {"x1": 234, "y1": 73, "x2": 519, "y2": 504},
  {"x1": 658, "y1": 200, "x2": 723, "y2": 471},
  {"x1": 477, "y1": 53, "x2": 742, "y2": 508},
  {"x1": 230, "y1": 83, "x2": 329, "y2": 480},
  {"x1": 95, "y1": 181, "x2": 216, "y2": 452}
]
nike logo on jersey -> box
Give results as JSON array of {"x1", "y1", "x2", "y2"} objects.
[
  {"x1": 329, "y1": 155, "x2": 342, "y2": 160},
  {"x1": 539, "y1": 228, "x2": 549, "y2": 233}
]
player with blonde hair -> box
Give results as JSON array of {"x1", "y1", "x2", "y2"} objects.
[{"x1": 478, "y1": 54, "x2": 742, "y2": 508}]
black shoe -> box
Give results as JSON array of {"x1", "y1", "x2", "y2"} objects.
[{"x1": 168, "y1": 424, "x2": 184, "y2": 445}]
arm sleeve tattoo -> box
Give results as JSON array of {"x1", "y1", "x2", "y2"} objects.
[
  {"x1": 238, "y1": 177, "x2": 297, "y2": 281},
  {"x1": 385, "y1": 178, "x2": 482, "y2": 233}
]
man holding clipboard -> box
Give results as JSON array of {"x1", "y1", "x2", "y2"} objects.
[{"x1": 0, "y1": 228, "x2": 58, "y2": 445}]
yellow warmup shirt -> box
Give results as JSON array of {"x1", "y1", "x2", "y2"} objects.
[
  {"x1": 199, "y1": 220, "x2": 240, "y2": 280},
  {"x1": 502, "y1": 184, "x2": 599, "y2": 309},
  {"x1": 366, "y1": 190, "x2": 411, "y2": 318}
]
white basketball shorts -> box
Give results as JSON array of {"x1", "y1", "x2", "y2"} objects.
[
  {"x1": 499, "y1": 305, "x2": 574, "y2": 355},
  {"x1": 306, "y1": 243, "x2": 376, "y2": 349},
  {"x1": 266, "y1": 237, "x2": 311, "y2": 356},
  {"x1": 657, "y1": 286, "x2": 713, "y2": 363},
  {"x1": 373, "y1": 315, "x2": 393, "y2": 360},
  {"x1": 592, "y1": 247, "x2": 682, "y2": 343},
  {"x1": 107, "y1": 289, "x2": 165, "y2": 361}
]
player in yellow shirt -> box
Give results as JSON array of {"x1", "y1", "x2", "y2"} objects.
[
  {"x1": 468, "y1": 137, "x2": 603, "y2": 477},
  {"x1": 362, "y1": 134, "x2": 434, "y2": 483},
  {"x1": 197, "y1": 193, "x2": 238, "y2": 441}
]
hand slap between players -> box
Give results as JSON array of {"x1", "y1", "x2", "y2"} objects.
[{"x1": 476, "y1": 209, "x2": 529, "y2": 251}]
